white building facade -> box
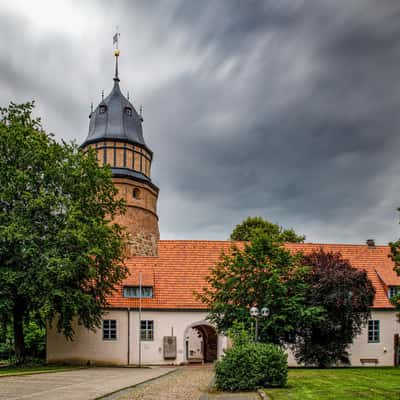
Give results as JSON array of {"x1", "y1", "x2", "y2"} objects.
[
  {"x1": 47, "y1": 307, "x2": 399, "y2": 367},
  {"x1": 47, "y1": 309, "x2": 225, "y2": 366}
]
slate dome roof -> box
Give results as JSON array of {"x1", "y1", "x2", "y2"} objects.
[{"x1": 82, "y1": 77, "x2": 149, "y2": 152}]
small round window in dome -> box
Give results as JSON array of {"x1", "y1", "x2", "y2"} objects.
[
  {"x1": 125, "y1": 107, "x2": 132, "y2": 116},
  {"x1": 132, "y1": 188, "x2": 140, "y2": 199},
  {"x1": 99, "y1": 105, "x2": 107, "y2": 114}
]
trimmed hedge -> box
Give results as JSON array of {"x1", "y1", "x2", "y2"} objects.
[{"x1": 215, "y1": 342, "x2": 287, "y2": 391}]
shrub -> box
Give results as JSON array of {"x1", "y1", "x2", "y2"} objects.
[
  {"x1": 226, "y1": 321, "x2": 252, "y2": 347},
  {"x1": 215, "y1": 342, "x2": 287, "y2": 391},
  {"x1": 24, "y1": 321, "x2": 46, "y2": 360}
]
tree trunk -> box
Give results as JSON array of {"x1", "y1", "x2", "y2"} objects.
[
  {"x1": 0, "y1": 317, "x2": 6, "y2": 343},
  {"x1": 13, "y1": 300, "x2": 25, "y2": 364}
]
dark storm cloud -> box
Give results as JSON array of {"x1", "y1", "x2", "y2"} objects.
[
  {"x1": 1, "y1": 0, "x2": 400, "y2": 243},
  {"x1": 0, "y1": 10, "x2": 90, "y2": 141}
]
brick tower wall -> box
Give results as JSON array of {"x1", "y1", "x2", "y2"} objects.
[
  {"x1": 113, "y1": 178, "x2": 159, "y2": 257},
  {"x1": 84, "y1": 142, "x2": 160, "y2": 257}
]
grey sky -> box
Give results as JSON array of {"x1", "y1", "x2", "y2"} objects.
[{"x1": 1, "y1": 0, "x2": 400, "y2": 244}]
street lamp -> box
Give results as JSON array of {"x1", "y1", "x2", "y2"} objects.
[{"x1": 250, "y1": 306, "x2": 270, "y2": 342}]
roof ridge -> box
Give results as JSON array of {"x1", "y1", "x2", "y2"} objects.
[
  {"x1": 287, "y1": 242, "x2": 389, "y2": 248},
  {"x1": 158, "y1": 240, "x2": 389, "y2": 248},
  {"x1": 159, "y1": 240, "x2": 238, "y2": 243}
]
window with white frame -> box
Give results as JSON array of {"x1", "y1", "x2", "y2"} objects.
[
  {"x1": 368, "y1": 320, "x2": 380, "y2": 343},
  {"x1": 123, "y1": 286, "x2": 153, "y2": 298},
  {"x1": 140, "y1": 320, "x2": 154, "y2": 341},
  {"x1": 388, "y1": 286, "x2": 399, "y2": 299},
  {"x1": 103, "y1": 319, "x2": 117, "y2": 340}
]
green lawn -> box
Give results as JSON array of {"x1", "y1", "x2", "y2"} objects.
[
  {"x1": 264, "y1": 368, "x2": 400, "y2": 400},
  {"x1": 0, "y1": 365, "x2": 84, "y2": 377}
]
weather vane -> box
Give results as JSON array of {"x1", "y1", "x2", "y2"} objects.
[
  {"x1": 113, "y1": 27, "x2": 120, "y2": 50},
  {"x1": 113, "y1": 28, "x2": 121, "y2": 81}
]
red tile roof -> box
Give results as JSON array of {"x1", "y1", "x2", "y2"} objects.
[
  {"x1": 107, "y1": 241, "x2": 400, "y2": 310},
  {"x1": 285, "y1": 243, "x2": 400, "y2": 309}
]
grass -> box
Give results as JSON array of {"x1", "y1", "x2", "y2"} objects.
[
  {"x1": 0, "y1": 365, "x2": 85, "y2": 377},
  {"x1": 264, "y1": 367, "x2": 400, "y2": 400}
]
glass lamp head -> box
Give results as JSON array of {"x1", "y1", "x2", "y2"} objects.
[
  {"x1": 250, "y1": 306, "x2": 259, "y2": 317},
  {"x1": 261, "y1": 307, "x2": 270, "y2": 317}
]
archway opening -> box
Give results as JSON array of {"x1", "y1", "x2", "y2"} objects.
[{"x1": 185, "y1": 324, "x2": 218, "y2": 363}]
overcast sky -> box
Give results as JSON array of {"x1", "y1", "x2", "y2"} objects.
[{"x1": 1, "y1": 0, "x2": 400, "y2": 244}]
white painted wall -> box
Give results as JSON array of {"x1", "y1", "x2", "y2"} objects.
[
  {"x1": 349, "y1": 310, "x2": 399, "y2": 366},
  {"x1": 286, "y1": 310, "x2": 399, "y2": 366},
  {"x1": 47, "y1": 310, "x2": 129, "y2": 366},
  {"x1": 47, "y1": 309, "x2": 224, "y2": 366},
  {"x1": 131, "y1": 310, "x2": 212, "y2": 364},
  {"x1": 47, "y1": 309, "x2": 399, "y2": 367}
]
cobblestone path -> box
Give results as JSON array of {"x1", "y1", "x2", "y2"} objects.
[{"x1": 117, "y1": 365, "x2": 213, "y2": 400}]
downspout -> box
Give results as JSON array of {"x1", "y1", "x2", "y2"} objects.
[
  {"x1": 139, "y1": 271, "x2": 142, "y2": 367},
  {"x1": 127, "y1": 308, "x2": 131, "y2": 365}
]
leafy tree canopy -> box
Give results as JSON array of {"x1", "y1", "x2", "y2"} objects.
[
  {"x1": 0, "y1": 102, "x2": 127, "y2": 362},
  {"x1": 389, "y1": 235, "x2": 400, "y2": 310},
  {"x1": 293, "y1": 249, "x2": 375, "y2": 367},
  {"x1": 230, "y1": 216, "x2": 305, "y2": 243},
  {"x1": 198, "y1": 234, "x2": 322, "y2": 345}
]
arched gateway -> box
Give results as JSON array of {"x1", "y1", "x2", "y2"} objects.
[{"x1": 184, "y1": 321, "x2": 218, "y2": 363}]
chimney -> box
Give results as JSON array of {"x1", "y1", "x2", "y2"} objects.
[{"x1": 366, "y1": 239, "x2": 375, "y2": 248}]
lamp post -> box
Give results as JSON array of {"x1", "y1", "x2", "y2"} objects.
[{"x1": 250, "y1": 306, "x2": 270, "y2": 342}]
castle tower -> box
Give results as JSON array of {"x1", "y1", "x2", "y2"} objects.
[{"x1": 81, "y1": 47, "x2": 159, "y2": 256}]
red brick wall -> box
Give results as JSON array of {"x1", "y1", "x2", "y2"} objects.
[{"x1": 83, "y1": 142, "x2": 160, "y2": 256}]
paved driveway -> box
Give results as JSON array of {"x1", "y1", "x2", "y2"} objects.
[{"x1": 0, "y1": 367, "x2": 176, "y2": 400}]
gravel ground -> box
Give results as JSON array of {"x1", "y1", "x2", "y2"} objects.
[{"x1": 117, "y1": 365, "x2": 213, "y2": 400}]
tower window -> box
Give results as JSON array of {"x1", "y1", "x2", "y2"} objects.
[
  {"x1": 133, "y1": 188, "x2": 141, "y2": 199},
  {"x1": 99, "y1": 105, "x2": 107, "y2": 114},
  {"x1": 125, "y1": 107, "x2": 132, "y2": 116}
]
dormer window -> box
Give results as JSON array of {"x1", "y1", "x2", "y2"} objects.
[
  {"x1": 125, "y1": 107, "x2": 132, "y2": 116},
  {"x1": 123, "y1": 286, "x2": 153, "y2": 298},
  {"x1": 99, "y1": 105, "x2": 107, "y2": 114},
  {"x1": 388, "y1": 286, "x2": 399, "y2": 299}
]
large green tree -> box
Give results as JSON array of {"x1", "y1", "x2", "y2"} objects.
[
  {"x1": 0, "y1": 102, "x2": 127, "y2": 363},
  {"x1": 390, "y1": 233, "x2": 400, "y2": 310},
  {"x1": 198, "y1": 235, "x2": 322, "y2": 345},
  {"x1": 293, "y1": 250, "x2": 375, "y2": 367},
  {"x1": 230, "y1": 216, "x2": 305, "y2": 243}
]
